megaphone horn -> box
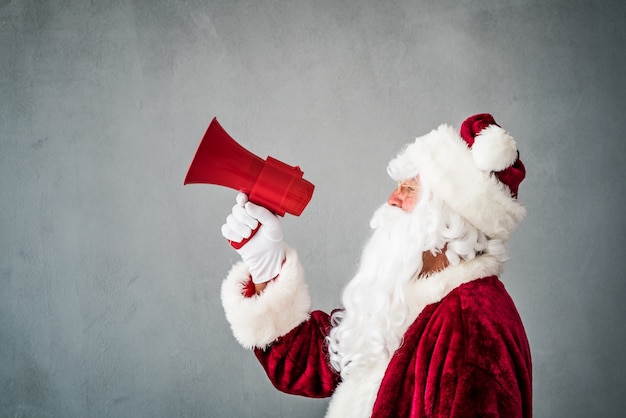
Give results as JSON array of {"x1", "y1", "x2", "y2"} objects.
[{"x1": 184, "y1": 118, "x2": 315, "y2": 218}]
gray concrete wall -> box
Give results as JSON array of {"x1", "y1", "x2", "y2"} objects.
[{"x1": 1, "y1": 0, "x2": 625, "y2": 417}]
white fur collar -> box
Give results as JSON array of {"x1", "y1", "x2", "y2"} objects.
[{"x1": 405, "y1": 253, "x2": 502, "y2": 320}]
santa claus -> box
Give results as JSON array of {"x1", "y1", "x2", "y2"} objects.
[{"x1": 220, "y1": 114, "x2": 532, "y2": 417}]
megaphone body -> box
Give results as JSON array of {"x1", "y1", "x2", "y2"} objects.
[{"x1": 184, "y1": 118, "x2": 315, "y2": 246}]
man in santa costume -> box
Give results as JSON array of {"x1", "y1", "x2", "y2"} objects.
[{"x1": 219, "y1": 113, "x2": 532, "y2": 417}]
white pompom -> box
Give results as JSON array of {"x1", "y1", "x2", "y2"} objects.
[{"x1": 470, "y1": 125, "x2": 518, "y2": 172}]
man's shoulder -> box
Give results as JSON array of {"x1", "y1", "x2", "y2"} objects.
[
  {"x1": 421, "y1": 275, "x2": 527, "y2": 351},
  {"x1": 441, "y1": 275, "x2": 530, "y2": 361},
  {"x1": 411, "y1": 275, "x2": 519, "y2": 337},
  {"x1": 445, "y1": 275, "x2": 523, "y2": 328},
  {"x1": 457, "y1": 275, "x2": 511, "y2": 304}
]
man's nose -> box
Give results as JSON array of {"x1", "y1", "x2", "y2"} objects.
[{"x1": 388, "y1": 190, "x2": 402, "y2": 207}]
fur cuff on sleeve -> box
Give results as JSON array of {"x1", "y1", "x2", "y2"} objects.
[{"x1": 220, "y1": 246, "x2": 311, "y2": 350}]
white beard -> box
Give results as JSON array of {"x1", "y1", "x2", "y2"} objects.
[{"x1": 328, "y1": 201, "x2": 446, "y2": 378}]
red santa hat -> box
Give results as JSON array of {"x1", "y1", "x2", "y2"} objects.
[{"x1": 387, "y1": 113, "x2": 526, "y2": 240}]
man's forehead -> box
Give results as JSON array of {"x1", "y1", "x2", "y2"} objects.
[{"x1": 398, "y1": 176, "x2": 420, "y2": 185}]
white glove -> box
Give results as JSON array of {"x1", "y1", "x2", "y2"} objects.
[{"x1": 221, "y1": 193, "x2": 285, "y2": 284}]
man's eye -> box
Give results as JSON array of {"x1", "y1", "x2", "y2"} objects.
[{"x1": 398, "y1": 185, "x2": 416, "y2": 195}]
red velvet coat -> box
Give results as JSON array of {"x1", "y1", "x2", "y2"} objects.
[{"x1": 221, "y1": 248, "x2": 532, "y2": 417}]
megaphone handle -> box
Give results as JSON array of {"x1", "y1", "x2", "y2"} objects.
[{"x1": 229, "y1": 225, "x2": 261, "y2": 249}]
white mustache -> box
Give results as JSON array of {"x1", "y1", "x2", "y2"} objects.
[{"x1": 369, "y1": 203, "x2": 410, "y2": 230}]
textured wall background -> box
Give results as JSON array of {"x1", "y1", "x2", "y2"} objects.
[{"x1": 1, "y1": 0, "x2": 625, "y2": 417}]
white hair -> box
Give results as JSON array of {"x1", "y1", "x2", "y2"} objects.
[{"x1": 327, "y1": 180, "x2": 508, "y2": 378}]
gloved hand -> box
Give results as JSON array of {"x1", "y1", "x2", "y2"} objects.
[{"x1": 222, "y1": 193, "x2": 285, "y2": 284}]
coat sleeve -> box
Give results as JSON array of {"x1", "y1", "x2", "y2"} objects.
[
  {"x1": 221, "y1": 246, "x2": 341, "y2": 398},
  {"x1": 443, "y1": 278, "x2": 531, "y2": 418},
  {"x1": 221, "y1": 246, "x2": 312, "y2": 350},
  {"x1": 447, "y1": 365, "x2": 524, "y2": 418},
  {"x1": 254, "y1": 310, "x2": 341, "y2": 398}
]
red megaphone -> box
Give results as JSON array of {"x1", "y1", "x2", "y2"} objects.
[{"x1": 184, "y1": 118, "x2": 315, "y2": 246}]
